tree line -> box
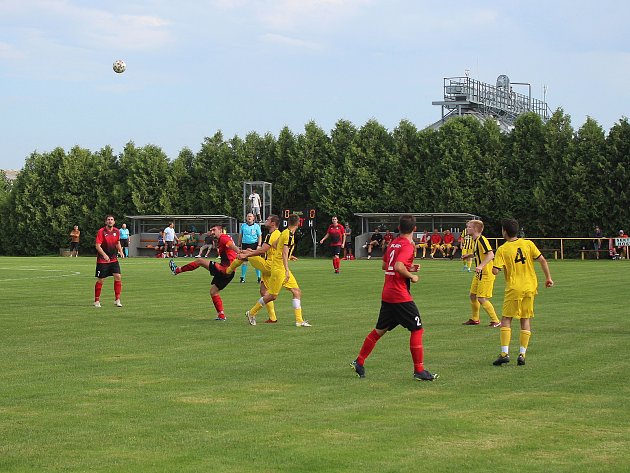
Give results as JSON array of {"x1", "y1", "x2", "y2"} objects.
[{"x1": 1, "y1": 109, "x2": 628, "y2": 256}]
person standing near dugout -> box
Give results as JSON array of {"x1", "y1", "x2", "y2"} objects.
[
  {"x1": 351, "y1": 214, "x2": 438, "y2": 381},
  {"x1": 94, "y1": 215, "x2": 123, "y2": 308}
]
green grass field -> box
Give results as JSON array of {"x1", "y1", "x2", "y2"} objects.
[{"x1": 1, "y1": 256, "x2": 629, "y2": 472}]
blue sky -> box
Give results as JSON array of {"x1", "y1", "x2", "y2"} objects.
[{"x1": 1, "y1": 0, "x2": 629, "y2": 171}]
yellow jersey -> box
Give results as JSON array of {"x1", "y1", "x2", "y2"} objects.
[
  {"x1": 272, "y1": 228, "x2": 295, "y2": 270},
  {"x1": 493, "y1": 239, "x2": 542, "y2": 298}
]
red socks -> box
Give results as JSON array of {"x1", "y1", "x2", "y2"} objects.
[
  {"x1": 94, "y1": 281, "x2": 103, "y2": 301},
  {"x1": 178, "y1": 261, "x2": 200, "y2": 273},
  {"x1": 357, "y1": 329, "x2": 382, "y2": 365},
  {"x1": 409, "y1": 329, "x2": 424, "y2": 373},
  {"x1": 211, "y1": 294, "x2": 224, "y2": 315},
  {"x1": 114, "y1": 280, "x2": 122, "y2": 300}
]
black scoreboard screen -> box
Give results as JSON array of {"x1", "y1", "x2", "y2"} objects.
[{"x1": 282, "y1": 209, "x2": 316, "y2": 229}]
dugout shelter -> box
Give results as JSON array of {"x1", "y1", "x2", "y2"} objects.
[
  {"x1": 124, "y1": 214, "x2": 237, "y2": 257},
  {"x1": 354, "y1": 212, "x2": 478, "y2": 258}
]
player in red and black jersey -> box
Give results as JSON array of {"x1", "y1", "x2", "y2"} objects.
[
  {"x1": 169, "y1": 224, "x2": 239, "y2": 321},
  {"x1": 94, "y1": 215, "x2": 124, "y2": 308},
  {"x1": 319, "y1": 216, "x2": 346, "y2": 274},
  {"x1": 351, "y1": 215, "x2": 438, "y2": 381}
]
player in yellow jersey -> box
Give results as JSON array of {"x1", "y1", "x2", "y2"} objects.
[
  {"x1": 226, "y1": 215, "x2": 278, "y2": 323},
  {"x1": 491, "y1": 218, "x2": 553, "y2": 366},
  {"x1": 459, "y1": 226, "x2": 474, "y2": 272},
  {"x1": 242, "y1": 214, "x2": 310, "y2": 327},
  {"x1": 461, "y1": 219, "x2": 501, "y2": 327}
]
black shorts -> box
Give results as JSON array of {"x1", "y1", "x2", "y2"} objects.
[
  {"x1": 166, "y1": 241, "x2": 174, "y2": 252},
  {"x1": 209, "y1": 261, "x2": 235, "y2": 290},
  {"x1": 242, "y1": 242, "x2": 258, "y2": 251},
  {"x1": 120, "y1": 239, "x2": 129, "y2": 248},
  {"x1": 375, "y1": 301, "x2": 423, "y2": 332},
  {"x1": 70, "y1": 242, "x2": 79, "y2": 251},
  {"x1": 331, "y1": 245, "x2": 342, "y2": 257},
  {"x1": 95, "y1": 261, "x2": 121, "y2": 279}
]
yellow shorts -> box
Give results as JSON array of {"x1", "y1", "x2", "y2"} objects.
[
  {"x1": 247, "y1": 255, "x2": 271, "y2": 277},
  {"x1": 502, "y1": 293, "x2": 535, "y2": 319},
  {"x1": 267, "y1": 268, "x2": 299, "y2": 295},
  {"x1": 470, "y1": 275, "x2": 495, "y2": 299},
  {"x1": 462, "y1": 248, "x2": 473, "y2": 256},
  {"x1": 417, "y1": 243, "x2": 427, "y2": 248}
]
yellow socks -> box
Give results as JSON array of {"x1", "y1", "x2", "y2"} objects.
[
  {"x1": 470, "y1": 299, "x2": 481, "y2": 322},
  {"x1": 266, "y1": 300, "x2": 277, "y2": 322},
  {"x1": 292, "y1": 299, "x2": 303, "y2": 324},
  {"x1": 519, "y1": 330, "x2": 531, "y2": 355},
  {"x1": 500, "y1": 326, "x2": 511, "y2": 355},
  {"x1": 249, "y1": 297, "x2": 264, "y2": 316},
  {"x1": 481, "y1": 300, "x2": 499, "y2": 323}
]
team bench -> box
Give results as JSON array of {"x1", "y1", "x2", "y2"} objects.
[{"x1": 578, "y1": 249, "x2": 610, "y2": 260}]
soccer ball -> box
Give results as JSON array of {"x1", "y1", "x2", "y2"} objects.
[{"x1": 112, "y1": 60, "x2": 126, "y2": 74}]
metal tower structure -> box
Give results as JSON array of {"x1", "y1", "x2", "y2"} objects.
[{"x1": 430, "y1": 74, "x2": 550, "y2": 131}]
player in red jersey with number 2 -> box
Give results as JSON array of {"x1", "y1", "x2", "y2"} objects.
[{"x1": 351, "y1": 214, "x2": 438, "y2": 381}]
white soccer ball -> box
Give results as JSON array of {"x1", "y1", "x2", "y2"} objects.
[{"x1": 112, "y1": 60, "x2": 126, "y2": 74}]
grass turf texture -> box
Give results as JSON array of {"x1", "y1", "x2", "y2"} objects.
[{"x1": 0, "y1": 256, "x2": 628, "y2": 472}]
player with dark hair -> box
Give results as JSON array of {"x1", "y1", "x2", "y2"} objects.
[
  {"x1": 244, "y1": 214, "x2": 311, "y2": 327},
  {"x1": 94, "y1": 215, "x2": 123, "y2": 308},
  {"x1": 351, "y1": 214, "x2": 438, "y2": 381},
  {"x1": 319, "y1": 216, "x2": 346, "y2": 274},
  {"x1": 169, "y1": 224, "x2": 239, "y2": 321},
  {"x1": 492, "y1": 218, "x2": 554, "y2": 366},
  {"x1": 227, "y1": 214, "x2": 281, "y2": 323}
]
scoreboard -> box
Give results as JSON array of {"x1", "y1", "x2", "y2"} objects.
[{"x1": 282, "y1": 209, "x2": 316, "y2": 229}]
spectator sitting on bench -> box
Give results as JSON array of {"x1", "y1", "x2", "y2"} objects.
[
  {"x1": 430, "y1": 229, "x2": 445, "y2": 258},
  {"x1": 442, "y1": 229, "x2": 456, "y2": 259},
  {"x1": 363, "y1": 228, "x2": 383, "y2": 259},
  {"x1": 415, "y1": 231, "x2": 429, "y2": 259},
  {"x1": 382, "y1": 229, "x2": 394, "y2": 251},
  {"x1": 195, "y1": 231, "x2": 216, "y2": 258}
]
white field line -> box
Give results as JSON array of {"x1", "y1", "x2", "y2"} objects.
[{"x1": 0, "y1": 267, "x2": 82, "y2": 282}]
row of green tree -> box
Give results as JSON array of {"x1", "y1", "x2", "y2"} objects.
[{"x1": 1, "y1": 109, "x2": 628, "y2": 256}]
